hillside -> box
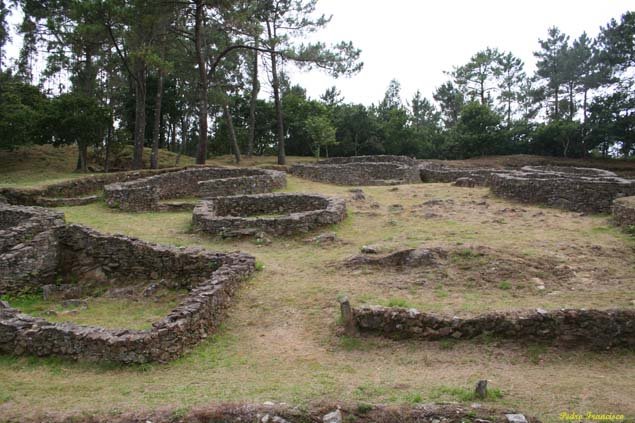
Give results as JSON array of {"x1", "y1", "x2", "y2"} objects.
[{"x1": 0, "y1": 144, "x2": 195, "y2": 188}]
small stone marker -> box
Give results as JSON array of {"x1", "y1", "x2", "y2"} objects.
[
  {"x1": 475, "y1": 379, "x2": 488, "y2": 399},
  {"x1": 505, "y1": 414, "x2": 528, "y2": 423},
  {"x1": 323, "y1": 409, "x2": 342, "y2": 423},
  {"x1": 338, "y1": 296, "x2": 357, "y2": 336}
]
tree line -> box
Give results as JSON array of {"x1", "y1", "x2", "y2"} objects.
[{"x1": 0, "y1": 3, "x2": 632, "y2": 171}]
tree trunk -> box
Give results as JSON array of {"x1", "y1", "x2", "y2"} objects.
[
  {"x1": 554, "y1": 86, "x2": 559, "y2": 120},
  {"x1": 568, "y1": 82, "x2": 574, "y2": 120},
  {"x1": 247, "y1": 37, "x2": 259, "y2": 158},
  {"x1": 178, "y1": 115, "x2": 188, "y2": 166},
  {"x1": 267, "y1": 20, "x2": 285, "y2": 165},
  {"x1": 105, "y1": 110, "x2": 113, "y2": 173},
  {"x1": 194, "y1": 1, "x2": 208, "y2": 165},
  {"x1": 170, "y1": 121, "x2": 176, "y2": 153},
  {"x1": 132, "y1": 62, "x2": 147, "y2": 169},
  {"x1": 223, "y1": 101, "x2": 241, "y2": 164},
  {"x1": 76, "y1": 142, "x2": 88, "y2": 172},
  {"x1": 150, "y1": 71, "x2": 165, "y2": 169}
]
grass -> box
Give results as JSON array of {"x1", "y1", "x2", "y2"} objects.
[
  {"x1": 1, "y1": 290, "x2": 186, "y2": 330},
  {"x1": 429, "y1": 385, "x2": 504, "y2": 402},
  {"x1": 1, "y1": 150, "x2": 635, "y2": 421}
]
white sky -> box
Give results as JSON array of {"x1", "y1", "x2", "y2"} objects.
[
  {"x1": 4, "y1": 0, "x2": 634, "y2": 105},
  {"x1": 288, "y1": 0, "x2": 634, "y2": 105}
]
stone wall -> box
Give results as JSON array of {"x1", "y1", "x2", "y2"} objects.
[
  {"x1": 612, "y1": 196, "x2": 635, "y2": 228},
  {"x1": 104, "y1": 167, "x2": 286, "y2": 211},
  {"x1": 290, "y1": 156, "x2": 420, "y2": 186},
  {"x1": 198, "y1": 169, "x2": 286, "y2": 198},
  {"x1": 490, "y1": 166, "x2": 635, "y2": 213},
  {"x1": 0, "y1": 204, "x2": 65, "y2": 295},
  {"x1": 353, "y1": 305, "x2": 635, "y2": 349},
  {"x1": 0, "y1": 203, "x2": 256, "y2": 363},
  {"x1": 419, "y1": 162, "x2": 510, "y2": 186},
  {"x1": 0, "y1": 166, "x2": 189, "y2": 207},
  {"x1": 192, "y1": 193, "x2": 347, "y2": 236},
  {"x1": 319, "y1": 155, "x2": 418, "y2": 165}
]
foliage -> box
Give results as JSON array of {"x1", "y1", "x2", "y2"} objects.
[{"x1": 0, "y1": 72, "x2": 47, "y2": 150}]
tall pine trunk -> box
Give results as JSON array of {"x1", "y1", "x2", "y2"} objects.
[
  {"x1": 132, "y1": 61, "x2": 147, "y2": 170},
  {"x1": 267, "y1": 21, "x2": 285, "y2": 165},
  {"x1": 247, "y1": 38, "x2": 259, "y2": 158},
  {"x1": 194, "y1": 1, "x2": 208, "y2": 165},
  {"x1": 223, "y1": 101, "x2": 241, "y2": 163},
  {"x1": 150, "y1": 71, "x2": 164, "y2": 169}
]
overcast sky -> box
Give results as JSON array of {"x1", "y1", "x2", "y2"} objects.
[
  {"x1": 287, "y1": 0, "x2": 634, "y2": 105},
  {"x1": 4, "y1": 1, "x2": 633, "y2": 105}
]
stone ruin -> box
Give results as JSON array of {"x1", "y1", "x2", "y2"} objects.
[
  {"x1": 612, "y1": 196, "x2": 635, "y2": 229},
  {"x1": 0, "y1": 203, "x2": 255, "y2": 363},
  {"x1": 104, "y1": 167, "x2": 286, "y2": 212},
  {"x1": 490, "y1": 165, "x2": 635, "y2": 213},
  {"x1": 419, "y1": 161, "x2": 509, "y2": 186},
  {"x1": 0, "y1": 166, "x2": 191, "y2": 207},
  {"x1": 350, "y1": 305, "x2": 635, "y2": 350},
  {"x1": 192, "y1": 192, "x2": 347, "y2": 237},
  {"x1": 290, "y1": 155, "x2": 421, "y2": 186}
]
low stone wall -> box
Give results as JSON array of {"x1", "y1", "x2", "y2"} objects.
[
  {"x1": 0, "y1": 167, "x2": 189, "y2": 207},
  {"x1": 353, "y1": 306, "x2": 635, "y2": 349},
  {"x1": 0, "y1": 203, "x2": 256, "y2": 363},
  {"x1": 612, "y1": 196, "x2": 635, "y2": 228},
  {"x1": 0, "y1": 205, "x2": 65, "y2": 294},
  {"x1": 318, "y1": 155, "x2": 418, "y2": 165},
  {"x1": 290, "y1": 156, "x2": 420, "y2": 186},
  {"x1": 490, "y1": 166, "x2": 635, "y2": 213},
  {"x1": 192, "y1": 193, "x2": 347, "y2": 236},
  {"x1": 198, "y1": 169, "x2": 286, "y2": 198},
  {"x1": 419, "y1": 162, "x2": 511, "y2": 186},
  {"x1": 105, "y1": 167, "x2": 286, "y2": 211}
]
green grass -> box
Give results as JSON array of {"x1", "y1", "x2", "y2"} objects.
[
  {"x1": 384, "y1": 297, "x2": 414, "y2": 308},
  {"x1": 429, "y1": 385, "x2": 503, "y2": 402},
  {"x1": 498, "y1": 280, "x2": 512, "y2": 290},
  {"x1": 1, "y1": 290, "x2": 186, "y2": 330}
]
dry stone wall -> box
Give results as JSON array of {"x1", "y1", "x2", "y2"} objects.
[
  {"x1": 612, "y1": 196, "x2": 635, "y2": 228},
  {"x1": 491, "y1": 166, "x2": 635, "y2": 213},
  {"x1": 419, "y1": 162, "x2": 511, "y2": 186},
  {"x1": 353, "y1": 305, "x2": 635, "y2": 350},
  {"x1": 0, "y1": 166, "x2": 188, "y2": 207},
  {"x1": 104, "y1": 167, "x2": 286, "y2": 211},
  {"x1": 0, "y1": 203, "x2": 256, "y2": 363},
  {"x1": 198, "y1": 168, "x2": 286, "y2": 198},
  {"x1": 192, "y1": 193, "x2": 347, "y2": 237},
  {"x1": 290, "y1": 156, "x2": 420, "y2": 186},
  {"x1": 0, "y1": 205, "x2": 65, "y2": 294}
]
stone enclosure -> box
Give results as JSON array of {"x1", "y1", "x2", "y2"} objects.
[
  {"x1": 104, "y1": 167, "x2": 286, "y2": 211},
  {"x1": 0, "y1": 203, "x2": 255, "y2": 363},
  {"x1": 192, "y1": 192, "x2": 347, "y2": 237},
  {"x1": 290, "y1": 155, "x2": 421, "y2": 186},
  {"x1": 490, "y1": 166, "x2": 635, "y2": 213},
  {"x1": 0, "y1": 166, "x2": 189, "y2": 207}
]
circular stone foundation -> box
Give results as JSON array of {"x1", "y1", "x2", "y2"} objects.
[
  {"x1": 490, "y1": 166, "x2": 635, "y2": 213},
  {"x1": 192, "y1": 193, "x2": 347, "y2": 237},
  {"x1": 290, "y1": 155, "x2": 420, "y2": 186},
  {"x1": 104, "y1": 167, "x2": 286, "y2": 211}
]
